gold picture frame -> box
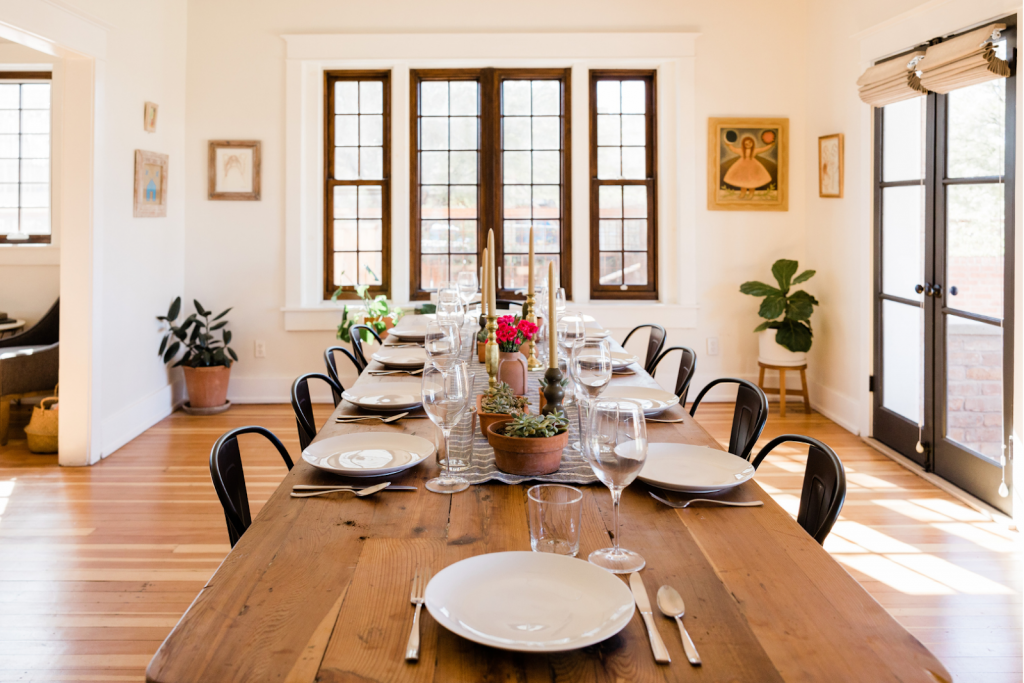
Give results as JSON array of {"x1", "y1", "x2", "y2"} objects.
[
  {"x1": 133, "y1": 149, "x2": 168, "y2": 218},
  {"x1": 707, "y1": 117, "x2": 789, "y2": 211},
  {"x1": 144, "y1": 101, "x2": 158, "y2": 133},
  {"x1": 208, "y1": 140, "x2": 261, "y2": 201},
  {"x1": 818, "y1": 133, "x2": 844, "y2": 198}
]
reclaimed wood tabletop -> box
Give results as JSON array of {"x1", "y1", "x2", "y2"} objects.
[{"x1": 147, "y1": 333, "x2": 952, "y2": 683}]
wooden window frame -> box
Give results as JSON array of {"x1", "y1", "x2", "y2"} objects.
[
  {"x1": 588, "y1": 70, "x2": 658, "y2": 300},
  {"x1": 323, "y1": 70, "x2": 391, "y2": 300},
  {"x1": 0, "y1": 71, "x2": 52, "y2": 246},
  {"x1": 409, "y1": 68, "x2": 572, "y2": 301}
]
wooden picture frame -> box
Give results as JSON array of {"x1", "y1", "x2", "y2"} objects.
[
  {"x1": 208, "y1": 140, "x2": 261, "y2": 201},
  {"x1": 707, "y1": 117, "x2": 788, "y2": 211},
  {"x1": 144, "y1": 102, "x2": 158, "y2": 132},
  {"x1": 133, "y1": 149, "x2": 168, "y2": 218},
  {"x1": 818, "y1": 133, "x2": 844, "y2": 198}
]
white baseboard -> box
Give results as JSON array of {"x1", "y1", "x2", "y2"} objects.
[
  {"x1": 100, "y1": 380, "x2": 182, "y2": 458},
  {"x1": 807, "y1": 381, "x2": 861, "y2": 435}
]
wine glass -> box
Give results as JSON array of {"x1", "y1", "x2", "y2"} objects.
[
  {"x1": 438, "y1": 281, "x2": 460, "y2": 305},
  {"x1": 571, "y1": 338, "x2": 612, "y2": 450},
  {"x1": 425, "y1": 321, "x2": 460, "y2": 373},
  {"x1": 457, "y1": 271, "x2": 479, "y2": 310},
  {"x1": 422, "y1": 362, "x2": 472, "y2": 494},
  {"x1": 554, "y1": 287, "x2": 567, "y2": 321},
  {"x1": 582, "y1": 399, "x2": 648, "y2": 573}
]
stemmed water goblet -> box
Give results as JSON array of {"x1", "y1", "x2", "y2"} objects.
[
  {"x1": 581, "y1": 399, "x2": 648, "y2": 573},
  {"x1": 457, "y1": 271, "x2": 479, "y2": 312},
  {"x1": 421, "y1": 361, "x2": 472, "y2": 494},
  {"x1": 424, "y1": 321, "x2": 460, "y2": 373},
  {"x1": 570, "y1": 338, "x2": 612, "y2": 450}
]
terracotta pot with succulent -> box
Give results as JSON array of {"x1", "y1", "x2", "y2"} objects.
[
  {"x1": 537, "y1": 375, "x2": 570, "y2": 411},
  {"x1": 332, "y1": 283, "x2": 403, "y2": 343},
  {"x1": 486, "y1": 412, "x2": 570, "y2": 476},
  {"x1": 495, "y1": 314, "x2": 538, "y2": 396},
  {"x1": 158, "y1": 297, "x2": 238, "y2": 414},
  {"x1": 740, "y1": 258, "x2": 819, "y2": 366},
  {"x1": 477, "y1": 316, "x2": 489, "y2": 363},
  {"x1": 476, "y1": 381, "x2": 530, "y2": 437}
]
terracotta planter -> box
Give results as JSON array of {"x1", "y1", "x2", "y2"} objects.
[
  {"x1": 498, "y1": 351, "x2": 528, "y2": 395},
  {"x1": 182, "y1": 365, "x2": 231, "y2": 409},
  {"x1": 476, "y1": 394, "x2": 526, "y2": 438},
  {"x1": 538, "y1": 387, "x2": 546, "y2": 411},
  {"x1": 486, "y1": 419, "x2": 568, "y2": 476},
  {"x1": 478, "y1": 341, "x2": 487, "y2": 363},
  {"x1": 364, "y1": 316, "x2": 395, "y2": 341}
]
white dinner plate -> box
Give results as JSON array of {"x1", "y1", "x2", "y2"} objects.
[
  {"x1": 425, "y1": 552, "x2": 634, "y2": 653},
  {"x1": 600, "y1": 386, "x2": 679, "y2": 416},
  {"x1": 388, "y1": 328, "x2": 426, "y2": 341},
  {"x1": 302, "y1": 432, "x2": 434, "y2": 478},
  {"x1": 394, "y1": 314, "x2": 434, "y2": 330},
  {"x1": 610, "y1": 351, "x2": 639, "y2": 368},
  {"x1": 341, "y1": 382, "x2": 422, "y2": 411},
  {"x1": 371, "y1": 347, "x2": 427, "y2": 368},
  {"x1": 638, "y1": 442, "x2": 756, "y2": 493},
  {"x1": 585, "y1": 328, "x2": 611, "y2": 338}
]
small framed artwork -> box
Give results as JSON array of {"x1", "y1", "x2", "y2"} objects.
[
  {"x1": 818, "y1": 133, "x2": 844, "y2": 198},
  {"x1": 144, "y1": 102, "x2": 158, "y2": 132},
  {"x1": 208, "y1": 140, "x2": 261, "y2": 201},
  {"x1": 133, "y1": 149, "x2": 168, "y2": 217},
  {"x1": 707, "y1": 117, "x2": 789, "y2": 211}
]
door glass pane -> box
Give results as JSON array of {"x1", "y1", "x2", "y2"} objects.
[
  {"x1": 881, "y1": 185, "x2": 924, "y2": 299},
  {"x1": 946, "y1": 183, "x2": 1004, "y2": 319},
  {"x1": 946, "y1": 315, "x2": 1002, "y2": 461},
  {"x1": 882, "y1": 300, "x2": 923, "y2": 423},
  {"x1": 947, "y1": 78, "x2": 1005, "y2": 178},
  {"x1": 882, "y1": 97, "x2": 924, "y2": 182}
]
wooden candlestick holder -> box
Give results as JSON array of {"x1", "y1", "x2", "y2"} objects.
[
  {"x1": 522, "y1": 293, "x2": 544, "y2": 371},
  {"x1": 485, "y1": 313, "x2": 499, "y2": 388},
  {"x1": 540, "y1": 368, "x2": 565, "y2": 416}
]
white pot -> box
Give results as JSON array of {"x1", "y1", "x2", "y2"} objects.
[{"x1": 758, "y1": 329, "x2": 807, "y2": 367}]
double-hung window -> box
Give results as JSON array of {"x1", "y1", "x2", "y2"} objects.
[{"x1": 0, "y1": 72, "x2": 51, "y2": 244}]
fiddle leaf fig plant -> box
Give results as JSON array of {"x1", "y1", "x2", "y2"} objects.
[
  {"x1": 740, "y1": 259, "x2": 818, "y2": 353},
  {"x1": 157, "y1": 297, "x2": 237, "y2": 368}
]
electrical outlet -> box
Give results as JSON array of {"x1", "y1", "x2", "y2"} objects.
[
  {"x1": 254, "y1": 340, "x2": 267, "y2": 358},
  {"x1": 706, "y1": 337, "x2": 720, "y2": 356}
]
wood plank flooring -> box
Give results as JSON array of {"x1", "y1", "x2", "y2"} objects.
[{"x1": 0, "y1": 401, "x2": 1019, "y2": 682}]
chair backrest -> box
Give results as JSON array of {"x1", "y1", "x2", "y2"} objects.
[
  {"x1": 689, "y1": 378, "x2": 768, "y2": 461},
  {"x1": 751, "y1": 435, "x2": 846, "y2": 544},
  {"x1": 0, "y1": 298, "x2": 59, "y2": 349},
  {"x1": 622, "y1": 324, "x2": 667, "y2": 373},
  {"x1": 291, "y1": 373, "x2": 343, "y2": 450},
  {"x1": 349, "y1": 324, "x2": 384, "y2": 371},
  {"x1": 650, "y1": 346, "x2": 697, "y2": 405},
  {"x1": 209, "y1": 426, "x2": 293, "y2": 547},
  {"x1": 324, "y1": 346, "x2": 360, "y2": 406}
]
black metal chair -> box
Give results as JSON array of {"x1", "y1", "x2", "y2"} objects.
[
  {"x1": 622, "y1": 324, "x2": 666, "y2": 373},
  {"x1": 349, "y1": 324, "x2": 384, "y2": 371},
  {"x1": 209, "y1": 426, "x2": 293, "y2": 547},
  {"x1": 495, "y1": 299, "x2": 523, "y2": 311},
  {"x1": 291, "y1": 373, "x2": 343, "y2": 450},
  {"x1": 689, "y1": 378, "x2": 768, "y2": 462},
  {"x1": 323, "y1": 346, "x2": 360, "y2": 406},
  {"x1": 649, "y1": 346, "x2": 697, "y2": 406},
  {"x1": 751, "y1": 435, "x2": 846, "y2": 544}
]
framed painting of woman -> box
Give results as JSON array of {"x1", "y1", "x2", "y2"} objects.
[{"x1": 707, "y1": 117, "x2": 788, "y2": 211}]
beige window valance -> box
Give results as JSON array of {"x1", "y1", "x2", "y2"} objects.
[
  {"x1": 857, "y1": 51, "x2": 928, "y2": 106},
  {"x1": 918, "y1": 23, "x2": 1010, "y2": 94}
]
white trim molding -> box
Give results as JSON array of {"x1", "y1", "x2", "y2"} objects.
[{"x1": 282, "y1": 32, "x2": 700, "y2": 332}]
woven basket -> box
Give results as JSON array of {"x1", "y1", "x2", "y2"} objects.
[{"x1": 25, "y1": 396, "x2": 58, "y2": 454}]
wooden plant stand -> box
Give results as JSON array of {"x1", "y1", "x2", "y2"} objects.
[{"x1": 757, "y1": 362, "x2": 810, "y2": 417}]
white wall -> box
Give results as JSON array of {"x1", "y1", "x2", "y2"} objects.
[{"x1": 183, "y1": 0, "x2": 810, "y2": 403}]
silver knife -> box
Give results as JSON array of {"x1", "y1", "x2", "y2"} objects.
[{"x1": 630, "y1": 572, "x2": 671, "y2": 664}]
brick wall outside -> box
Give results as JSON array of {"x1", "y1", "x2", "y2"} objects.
[
  {"x1": 946, "y1": 320, "x2": 1002, "y2": 459},
  {"x1": 947, "y1": 255, "x2": 1003, "y2": 319}
]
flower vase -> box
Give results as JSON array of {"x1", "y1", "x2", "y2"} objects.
[{"x1": 498, "y1": 351, "x2": 528, "y2": 396}]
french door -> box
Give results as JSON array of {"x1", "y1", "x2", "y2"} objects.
[{"x1": 873, "y1": 27, "x2": 1016, "y2": 514}]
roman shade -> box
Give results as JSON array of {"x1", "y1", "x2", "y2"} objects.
[
  {"x1": 919, "y1": 23, "x2": 1010, "y2": 94},
  {"x1": 857, "y1": 51, "x2": 927, "y2": 106}
]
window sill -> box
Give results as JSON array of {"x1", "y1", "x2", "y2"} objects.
[{"x1": 0, "y1": 244, "x2": 59, "y2": 265}]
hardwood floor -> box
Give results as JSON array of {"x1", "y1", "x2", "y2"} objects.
[{"x1": 0, "y1": 401, "x2": 1019, "y2": 682}]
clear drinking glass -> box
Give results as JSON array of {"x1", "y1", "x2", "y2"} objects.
[
  {"x1": 554, "y1": 287, "x2": 567, "y2": 321},
  {"x1": 425, "y1": 321, "x2": 460, "y2": 373},
  {"x1": 457, "y1": 271, "x2": 479, "y2": 309},
  {"x1": 571, "y1": 338, "x2": 612, "y2": 450},
  {"x1": 582, "y1": 400, "x2": 648, "y2": 573},
  {"x1": 422, "y1": 361, "x2": 472, "y2": 494},
  {"x1": 527, "y1": 484, "x2": 583, "y2": 556}
]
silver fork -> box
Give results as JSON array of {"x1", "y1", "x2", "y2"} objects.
[
  {"x1": 335, "y1": 412, "x2": 409, "y2": 424},
  {"x1": 649, "y1": 492, "x2": 764, "y2": 508},
  {"x1": 405, "y1": 568, "x2": 430, "y2": 662},
  {"x1": 368, "y1": 369, "x2": 424, "y2": 376}
]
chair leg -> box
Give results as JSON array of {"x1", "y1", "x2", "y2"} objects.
[
  {"x1": 800, "y1": 367, "x2": 811, "y2": 414},
  {"x1": 0, "y1": 395, "x2": 10, "y2": 447},
  {"x1": 778, "y1": 369, "x2": 787, "y2": 418}
]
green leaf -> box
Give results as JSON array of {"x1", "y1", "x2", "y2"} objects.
[
  {"x1": 753, "y1": 321, "x2": 773, "y2": 332},
  {"x1": 758, "y1": 294, "x2": 786, "y2": 320},
  {"x1": 210, "y1": 321, "x2": 228, "y2": 331},
  {"x1": 739, "y1": 281, "x2": 781, "y2": 297},
  {"x1": 158, "y1": 335, "x2": 168, "y2": 355},
  {"x1": 212, "y1": 308, "x2": 232, "y2": 321},
  {"x1": 792, "y1": 269, "x2": 816, "y2": 285},
  {"x1": 223, "y1": 330, "x2": 232, "y2": 344},
  {"x1": 162, "y1": 341, "x2": 180, "y2": 364},
  {"x1": 227, "y1": 347, "x2": 238, "y2": 362},
  {"x1": 775, "y1": 320, "x2": 813, "y2": 353},
  {"x1": 785, "y1": 290, "x2": 818, "y2": 321},
  {"x1": 771, "y1": 259, "x2": 799, "y2": 293},
  {"x1": 193, "y1": 300, "x2": 207, "y2": 317},
  {"x1": 168, "y1": 297, "x2": 181, "y2": 321}
]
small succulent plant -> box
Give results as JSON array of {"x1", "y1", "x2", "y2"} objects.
[
  {"x1": 481, "y1": 382, "x2": 530, "y2": 415},
  {"x1": 502, "y1": 411, "x2": 569, "y2": 438},
  {"x1": 477, "y1": 325, "x2": 489, "y2": 343}
]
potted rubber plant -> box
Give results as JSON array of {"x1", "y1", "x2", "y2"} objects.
[
  {"x1": 486, "y1": 411, "x2": 570, "y2": 476},
  {"x1": 739, "y1": 259, "x2": 818, "y2": 365},
  {"x1": 158, "y1": 297, "x2": 237, "y2": 412},
  {"x1": 476, "y1": 381, "x2": 530, "y2": 437}
]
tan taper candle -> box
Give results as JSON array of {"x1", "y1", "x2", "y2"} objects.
[
  {"x1": 487, "y1": 229, "x2": 497, "y2": 315},
  {"x1": 527, "y1": 226, "x2": 534, "y2": 296},
  {"x1": 548, "y1": 262, "x2": 557, "y2": 368}
]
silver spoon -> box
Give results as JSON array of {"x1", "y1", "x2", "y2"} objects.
[
  {"x1": 290, "y1": 482, "x2": 392, "y2": 498},
  {"x1": 656, "y1": 586, "x2": 701, "y2": 666},
  {"x1": 649, "y1": 492, "x2": 764, "y2": 509}
]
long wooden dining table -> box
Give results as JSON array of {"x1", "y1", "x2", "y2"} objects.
[{"x1": 147, "y1": 330, "x2": 952, "y2": 683}]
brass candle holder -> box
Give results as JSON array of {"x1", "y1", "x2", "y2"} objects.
[
  {"x1": 484, "y1": 313, "x2": 499, "y2": 388},
  {"x1": 522, "y1": 293, "x2": 544, "y2": 371}
]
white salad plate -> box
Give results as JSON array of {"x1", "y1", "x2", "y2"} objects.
[
  {"x1": 341, "y1": 382, "x2": 422, "y2": 411},
  {"x1": 584, "y1": 328, "x2": 611, "y2": 338},
  {"x1": 371, "y1": 347, "x2": 427, "y2": 368},
  {"x1": 302, "y1": 432, "x2": 434, "y2": 478},
  {"x1": 425, "y1": 552, "x2": 634, "y2": 653},
  {"x1": 638, "y1": 443, "x2": 756, "y2": 493},
  {"x1": 610, "y1": 351, "x2": 640, "y2": 368},
  {"x1": 599, "y1": 386, "x2": 679, "y2": 416},
  {"x1": 387, "y1": 328, "x2": 426, "y2": 341}
]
